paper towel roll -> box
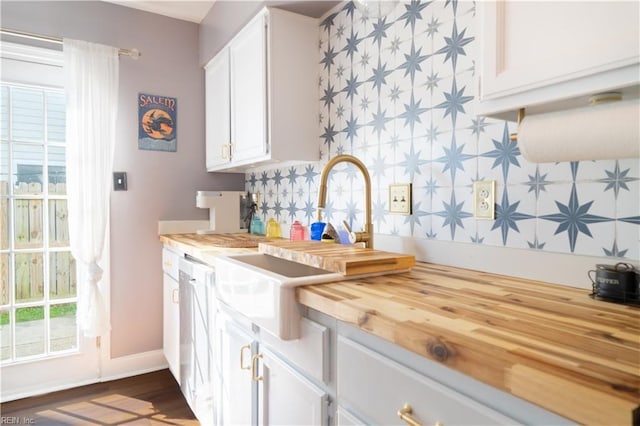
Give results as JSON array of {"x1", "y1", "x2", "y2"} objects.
[{"x1": 517, "y1": 99, "x2": 640, "y2": 163}]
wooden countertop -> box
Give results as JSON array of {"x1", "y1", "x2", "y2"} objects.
[
  {"x1": 160, "y1": 234, "x2": 639, "y2": 424},
  {"x1": 297, "y1": 262, "x2": 640, "y2": 425}
]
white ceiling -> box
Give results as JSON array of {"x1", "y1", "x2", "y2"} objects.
[{"x1": 101, "y1": 0, "x2": 216, "y2": 23}]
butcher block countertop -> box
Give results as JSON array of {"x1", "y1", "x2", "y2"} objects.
[
  {"x1": 160, "y1": 234, "x2": 639, "y2": 424},
  {"x1": 297, "y1": 263, "x2": 640, "y2": 426}
]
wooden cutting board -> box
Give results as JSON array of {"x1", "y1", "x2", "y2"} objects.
[{"x1": 259, "y1": 240, "x2": 415, "y2": 276}]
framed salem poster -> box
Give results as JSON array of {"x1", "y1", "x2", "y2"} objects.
[{"x1": 138, "y1": 93, "x2": 177, "y2": 152}]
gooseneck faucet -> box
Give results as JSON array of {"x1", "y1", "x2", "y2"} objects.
[{"x1": 317, "y1": 154, "x2": 373, "y2": 249}]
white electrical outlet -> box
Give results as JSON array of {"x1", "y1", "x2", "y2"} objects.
[
  {"x1": 473, "y1": 180, "x2": 495, "y2": 219},
  {"x1": 389, "y1": 184, "x2": 412, "y2": 215}
]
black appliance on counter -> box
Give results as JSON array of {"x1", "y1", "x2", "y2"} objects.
[{"x1": 589, "y1": 262, "x2": 640, "y2": 305}]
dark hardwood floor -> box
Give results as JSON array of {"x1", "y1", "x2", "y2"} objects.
[{"x1": 0, "y1": 369, "x2": 199, "y2": 425}]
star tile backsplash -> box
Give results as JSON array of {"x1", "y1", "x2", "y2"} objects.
[{"x1": 246, "y1": 0, "x2": 639, "y2": 260}]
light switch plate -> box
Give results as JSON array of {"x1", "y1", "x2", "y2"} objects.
[
  {"x1": 389, "y1": 184, "x2": 412, "y2": 215},
  {"x1": 113, "y1": 172, "x2": 127, "y2": 191},
  {"x1": 473, "y1": 180, "x2": 495, "y2": 219}
]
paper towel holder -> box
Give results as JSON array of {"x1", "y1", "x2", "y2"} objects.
[
  {"x1": 509, "y1": 108, "x2": 526, "y2": 141},
  {"x1": 508, "y1": 92, "x2": 624, "y2": 142}
]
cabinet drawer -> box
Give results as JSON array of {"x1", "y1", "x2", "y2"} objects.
[
  {"x1": 260, "y1": 317, "x2": 329, "y2": 384},
  {"x1": 337, "y1": 336, "x2": 518, "y2": 426},
  {"x1": 162, "y1": 247, "x2": 180, "y2": 281}
]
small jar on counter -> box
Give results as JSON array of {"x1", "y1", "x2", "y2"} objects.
[{"x1": 290, "y1": 220, "x2": 305, "y2": 241}]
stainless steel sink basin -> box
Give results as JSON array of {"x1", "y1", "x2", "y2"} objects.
[{"x1": 213, "y1": 253, "x2": 344, "y2": 340}]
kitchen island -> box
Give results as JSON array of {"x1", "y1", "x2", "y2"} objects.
[{"x1": 160, "y1": 233, "x2": 639, "y2": 425}]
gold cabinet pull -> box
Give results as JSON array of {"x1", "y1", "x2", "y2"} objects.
[
  {"x1": 397, "y1": 403, "x2": 423, "y2": 426},
  {"x1": 171, "y1": 288, "x2": 179, "y2": 304},
  {"x1": 239, "y1": 344, "x2": 251, "y2": 370},
  {"x1": 251, "y1": 353, "x2": 263, "y2": 382}
]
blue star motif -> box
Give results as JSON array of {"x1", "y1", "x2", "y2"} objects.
[
  {"x1": 403, "y1": 201, "x2": 429, "y2": 235},
  {"x1": 434, "y1": 78, "x2": 473, "y2": 127},
  {"x1": 433, "y1": 190, "x2": 472, "y2": 239},
  {"x1": 434, "y1": 134, "x2": 474, "y2": 183},
  {"x1": 321, "y1": 121, "x2": 339, "y2": 150},
  {"x1": 389, "y1": 84, "x2": 402, "y2": 102},
  {"x1": 321, "y1": 84, "x2": 337, "y2": 107},
  {"x1": 491, "y1": 188, "x2": 535, "y2": 245},
  {"x1": 425, "y1": 16, "x2": 441, "y2": 37},
  {"x1": 399, "y1": 41, "x2": 430, "y2": 82},
  {"x1": 435, "y1": 21, "x2": 474, "y2": 71},
  {"x1": 423, "y1": 177, "x2": 440, "y2": 197},
  {"x1": 526, "y1": 166, "x2": 551, "y2": 199},
  {"x1": 320, "y1": 199, "x2": 336, "y2": 222},
  {"x1": 343, "y1": 29, "x2": 362, "y2": 59},
  {"x1": 260, "y1": 200, "x2": 269, "y2": 217},
  {"x1": 470, "y1": 117, "x2": 489, "y2": 136},
  {"x1": 371, "y1": 154, "x2": 388, "y2": 179},
  {"x1": 321, "y1": 13, "x2": 337, "y2": 31},
  {"x1": 598, "y1": 161, "x2": 637, "y2": 198},
  {"x1": 271, "y1": 201, "x2": 283, "y2": 218},
  {"x1": 471, "y1": 232, "x2": 485, "y2": 244},
  {"x1": 372, "y1": 199, "x2": 387, "y2": 225},
  {"x1": 272, "y1": 170, "x2": 283, "y2": 186},
  {"x1": 481, "y1": 122, "x2": 521, "y2": 181},
  {"x1": 285, "y1": 200, "x2": 299, "y2": 219},
  {"x1": 285, "y1": 167, "x2": 300, "y2": 185},
  {"x1": 527, "y1": 237, "x2": 546, "y2": 250},
  {"x1": 540, "y1": 184, "x2": 611, "y2": 252},
  {"x1": 369, "y1": 58, "x2": 393, "y2": 92},
  {"x1": 343, "y1": 112, "x2": 361, "y2": 142},
  {"x1": 320, "y1": 47, "x2": 338, "y2": 69},
  {"x1": 345, "y1": 199, "x2": 363, "y2": 227},
  {"x1": 399, "y1": 92, "x2": 428, "y2": 134},
  {"x1": 370, "y1": 104, "x2": 393, "y2": 137},
  {"x1": 603, "y1": 241, "x2": 628, "y2": 258},
  {"x1": 399, "y1": 0, "x2": 431, "y2": 31},
  {"x1": 399, "y1": 142, "x2": 428, "y2": 181},
  {"x1": 260, "y1": 171, "x2": 269, "y2": 187},
  {"x1": 303, "y1": 200, "x2": 316, "y2": 220},
  {"x1": 445, "y1": 0, "x2": 458, "y2": 15},
  {"x1": 619, "y1": 216, "x2": 640, "y2": 225},
  {"x1": 247, "y1": 173, "x2": 257, "y2": 190},
  {"x1": 368, "y1": 17, "x2": 393, "y2": 47},
  {"x1": 389, "y1": 36, "x2": 402, "y2": 54},
  {"x1": 425, "y1": 70, "x2": 441, "y2": 93},
  {"x1": 343, "y1": 71, "x2": 364, "y2": 100},
  {"x1": 360, "y1": 51, "x2": 371, "y2": 68},
  {"x1": 426, "y1": 122, "x2": 441, "y2": 143}
]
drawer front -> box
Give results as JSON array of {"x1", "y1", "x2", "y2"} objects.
[
  {"x1": 162, "y1": 247, "x2": 180, "y2": 280},
  {"x1": 337, "y1": 336, "x2": 518, "y2": 426},
  {"x1": 260, "y1": 316, "x2": 329, "y2": 384}
]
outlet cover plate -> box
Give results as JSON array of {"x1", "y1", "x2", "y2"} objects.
[
  {"x1": 473, "y1": 180, "x2": 495, "y2": 219},
  {"x1": 389, "y1": 183, "x2": 412, "y2": 215}
]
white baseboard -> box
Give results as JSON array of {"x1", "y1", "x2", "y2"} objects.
[
  {"x1": 0, "y1": 350, "x2": 168, "y2": 403},
  {"x1": 101, "y1": 349, "x2": 168, "y2": 382},
  {"x1": 375, "y1": 234, "x2": 633, "y2": 289}
]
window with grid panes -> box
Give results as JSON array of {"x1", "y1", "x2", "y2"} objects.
[{"x1": 1, "y1": 46, "x2": 78, "y2": 363}]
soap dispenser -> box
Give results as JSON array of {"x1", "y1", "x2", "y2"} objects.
[{"x1": 266, "y1": 218, "x2": 281, "y2": 238}]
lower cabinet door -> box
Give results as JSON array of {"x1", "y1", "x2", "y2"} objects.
[
  {"x1": 162, "y1": 272, "x2": 180, "y2": 383},
  {"x1": 259, "y1": 347, "x2": 329, "y2": 426},
  {"x1": 336, "y1": 406, "x2": 367, "y2": 425},
  {"x1": 216, "y1": 312, "x2": 256, "y2": 426}
]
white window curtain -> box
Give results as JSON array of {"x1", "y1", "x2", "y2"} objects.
[{"x1": 64, "y1": 38, "x2": 119, "y2": 338}]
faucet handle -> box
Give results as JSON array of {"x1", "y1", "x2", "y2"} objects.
[{"x1": 342, "y1": 220, "x2": 357, "y2": 244}]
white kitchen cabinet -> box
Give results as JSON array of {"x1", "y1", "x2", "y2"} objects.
[
  {"x1": 204, "y1": 7, "x2": 319, "y2": 172},
  {"x1": 337, "y1": 336, "x2": 519, "y2": 426},
  {"x1": 215, "y1": 301, "x2": 332, "y2": 426},
  {"x1": 476, "y1": 1, "x2": 640, "y2": 120},
  {"x1": 162, "y1": 247, "x2": 180, "y2": 383},
  {"x1": 215, "y1": 305, "x2": 258, "y2": 426},
  {"x1": 257, "y1": 347, "x2": 330, "y2": 426},
  {"x1": 204, "y1": 48, "x2": 230, "y2": 170}
]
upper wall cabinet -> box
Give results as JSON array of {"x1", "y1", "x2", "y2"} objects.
[
  {"x1": 476, "y1": 1, "x2": 640, "y2": 121},
  {"x1": 205, "y1": 7, "x2": 319, "y2": 172}
]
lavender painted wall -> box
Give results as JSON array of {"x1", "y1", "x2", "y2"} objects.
[{"x1": 1, "y1": 1, "x2": 244, "y2": 358}]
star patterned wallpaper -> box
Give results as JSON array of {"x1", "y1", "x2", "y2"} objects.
[{"x1": 246, "y1": 0, "x2": 639, "y2": 261}]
